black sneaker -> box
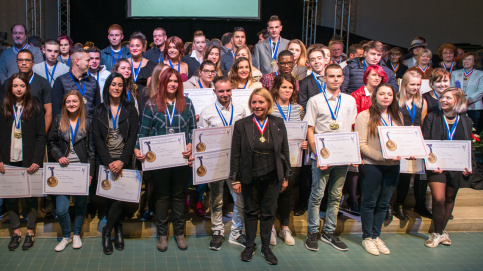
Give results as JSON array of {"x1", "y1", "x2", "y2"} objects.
[
  {"x1": 8, "y1": 234, "x2": 21, "y2": 251},
  {"x1": 240, "y1": 245, "x2": 256, "y2": 262},
  {"x1": 321, "y1": 232, "x2": 348, "y2": 251},
  {"x1": 209, "y1": 231, "x2": 225, "y2": 251},
  {"x1": 261, "y1": 247, "x2": 278, "y2": 265},
  {"x1": 305, "y1": 232, "x2": 319, "y2": 251},
  {"x1": 229, "y1": 234, "x2": 247, "y2": 248},
  {"x1": 22, "y1": 233, "x2": 35, "y2": 251}
]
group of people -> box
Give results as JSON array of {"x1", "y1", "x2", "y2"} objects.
[{"x1": 0, "y1": 15, "x2": 481, "y2": 265}]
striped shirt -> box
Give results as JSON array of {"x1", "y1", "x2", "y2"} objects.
[{"x1": 271, "y1": 103, "x2": 304, "y2": 121}]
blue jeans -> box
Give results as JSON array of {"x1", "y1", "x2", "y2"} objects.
[
  {"x1": 56, "y1": 195, "x2": 88, "y2": 238},
  {"x1": 360, "y1": 164, "x2": 400, "y2": 239},
  {"x1": 307, "y1": 159, "x2": 348, "y2": 234}
]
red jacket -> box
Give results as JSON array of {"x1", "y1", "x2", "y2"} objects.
[{"x1": 351, "y1": 86, "x2": 372, "y2": 114}]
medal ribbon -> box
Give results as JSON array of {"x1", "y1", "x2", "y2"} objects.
[
  {"x1": 88, "y1": 70, "x2": 99, "y2": 85},
  {"x1": 386, "y1": 131, "x2": 392, "y2": 141},
  {"x1": 68, "y1": 72, "x2": 87, "y2": 96},
  {"x1": 427, "y1": 144, "x2": 434, "y2": 154},
  {"x1": 243, "y1": 80, "x2": 248, "y2": 89},
  {"x1": 44, "y1": 62, "x2": 58, "y2": 84},
  {"x1": 126, "y1": 88, "x2": 131, "y2": 102},
  {"x1": 312, "y1": 73, "x2": 326, "y2": 93},
  {"x1": 158, "y1": 52, "x2": 164, "y2": 63},
  {"x1": 49, "y1": 167, "x2": 55, "y2": 176},
  {"x1": 332, "y1": 57, "x2": 341, "y2": 64},
  {"x1": 29, "y1": 73, "x2": 35, "y2": 84},
  {"x1": 198, "y1": 80, "x2": 204, "y2": 88},
  {"x1": 363, "y1": 60, "x2": 368, "y2": 71},
  {"x1": 215, "y1": 103, "x2": 233, "y2": 126},
  {"x1": 13, "y1": 44, "x2": 28, "y2": 54},
  {"x1": 253, "y1": 115, "x2": 268, "y2": 136},
  {"x1": 110, "y1": 47, "x2": 122, "y2": 66},
  {"x1": 464, "y1": 68, "x2": 474, "y2": 79},
  {"x1": 13, "y1": 105, "x2": 24, "y2": 130},
  {"x1": 443, "y1": 61, "x2": 454, "y2": 73},
  {"x1": 321, "y1": 89, "x2": 341, "y2": 122},
  {"x1": 390, "y1": 62, "x2": 399, "y2": 72},
  {"x1": 444, "y1": 115, "x2": 459, "y2": 140},
  {"x1": 197, "y1": 156, "x2": 204, "y2": 166},
  {"x1": 434, "y1": 91, "x2": 439, "y2": 100},
  {"x1": 144, "y1": 141, "x2": 152, "y2": 151},
  {"x1": 166, "y1": 102, "x2": 176, "y2": 127},
  {"x1": 104, "y1": 169, "x2": 110, "y2": 179},
  {"x1": 110, "y1": 105, "x2": 121, "y2": 130},
  {"x1": 319, "y1": 138, "x2": 326, "y2": 148},
  {"x1": 269, "y1": 37, "x2": 280, "y2": 61},
  {"x1": 70, "y1": 118, "x2": 80, "y2": 146},
  {"x1": 418, "y1": 65, "x2": 428, "y2": 73},
  {"x1": 168, "y1": 59, "x2": 180, "y2": 72},
  {"x1": 406, "y1": 97, "x2": 416, "y2": 124},
  {"x1": 275, "y1": 102, "x2": 291, "y2": 121},
  {"x1": 381, "y1": 115, "x2": 393, "y2": 126},
  {"x1": 131, "y1": 58, "x2": 143, "y2": 83}
]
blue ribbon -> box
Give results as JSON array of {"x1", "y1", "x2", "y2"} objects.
[
  {"x1": 168, "y1": 59, "x2": 180, "y2": 72},
  {"x1": 87, "y1": 70, "x2": 99, "y2": 85},
  {"x1": 363, "y1": 60, "x2": 368, "y2": 71},
  {"x1": 243, "y1": 80, "x2": 248, "y2": 89},
  {"x1": 29, "y1": 73, "x2": 35, "y2": 84},
  {"x1": 61, "y1": 55, "x2": 71, "y2": 66},
  {"x1": 70, "y1": 118, "x2": 80, "y2": 146},
  {"x1": 444, "y1": 115, "x2": 459, "y2": 140},
  {"x1": 126, "y1": 88, "x2": 131, "y2": 102},
  {"x1": 13, "y1": 44, "x2": 28, "y2": 54},
  {"x1": 275, "y1": 102, "x2": 291, "y2": 121},
  {"x1": 110, "y1": 105, "x2": 121, "y2": 130},
  {"x1": 269, "y1": 37, "x2": 280, "y2": 61},
  {"x1": 68, "y1": 72, "x2": 86, "y2": 97},
  {"x1": 406, "y1": 97, "x2": 416, "y2": 125},
  {"x1": 312, "y1": 73, "x2": 326, "y2": 93},
  {"x1": 131, "y1": 58, "x2": 143, "y2": 83},
  {"x1": 166, "y1": 102, "x2": 176, "y2": 126},
  {"x1": 381, "y1": 115, "x2": 392, "y2": 126},
  {"x1": 215, "y1": 103, "x2": 233, "y2": 126},
  {"x1": 319, "y1": 86, "x2": 341, "y2": 122},
  {"x1": 13, "y1": 105, "x2": 24, "y2": 130},
  {"x1": 44, "y1": 62, "x2": 58, "y2": 84},
  {"x1": 110, "y1": 47, "x2": 122, "y2": 66},
  {"x1": 198, "y1": 80, "x2": 203, "y2": 88},
  {"x1": 443, "y1": 61, "x2": 454, "y2": 73}
]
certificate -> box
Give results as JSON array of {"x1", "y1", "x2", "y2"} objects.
[
  {"x1": 5, "y1": 165, "x2": 45, "y2": 197},
  {"x1": 289, "y1": 140, "x2": 304, "y2": 167},
  {"x1": 139, "y1": 133, "x2": 188, "y2": 171},
  {"x1": 184, "y1": 88, "x2": 215, "y2": 115},
  {"x1": 193, "y1": 126, "x2": 233, "y2": 153},
  {"x1": 193, "y1": 149, "x2": 231, "y2": 185},
  {"x1": 314, "y1": 132, "x2": 361, "y2": 166},
  {"x1": 42, "y1": 163, "x2": 90, "y2": 195},
  {"x1": 420, "y1": 79, "x2": 431, "y2": 94},
  {"x1": 285, "y1": 121, "x2": 308, "y2": 140},
  {"x1": 424, "y1": 140, "x2": 472, "y2": 171},
  {"x1": 231, "y1": 89, "x2": 253, "y2": 116},
  {"x1": 400, "y1": 159, "x2": 425, "y2": 174},
  {"x1": 378, "y1": 126, "x2": 428, "y2": 159},
  {"x1": 96, "y1": 166, "x2": 142, "y2": 203},
  {"x1": 0, "y1": 168, "x2": 30, "y2": 198}
]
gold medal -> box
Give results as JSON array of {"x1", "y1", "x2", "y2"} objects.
[
  {"x1": 329, "y1": 122, "x2": 339, "y2": 130},
  {"x1": 196, "y1": 142, "x2": 206, "y2": 152},
  {"x1": 428, "y1": 153, "x2": 437, "y2": 163},
  {"x1": 386, "y1": 140, "x2": 397, "y2": 151},
  {"x1": 320, "y1": 148, "x2": 330, "y2": 159},
  {"x1": 260, "y1": 136, "x2": 266, "y2": 143},
  {"x1": 14, "y1": 131, "x2": 22, "y2": 139},
  {"x1": 196, "y1": 165, "x2": 207, "y2": 177},
  {"x1": 463, "y1": 77, "x2": 468, "y2": 81},
  {"x1": 270, "y1": 60, "x2": 277, "y2": 66},
  {"x1": 47, "y1": 176, "x2": 58, "y2": 187},
  {"x1": 83, "y1": 97, "x2": 88, "y2": 104},
  {"x1": 146, "y1": 151, "x2": 156, "y2": 162},
  {"x1": 101, "y1": 179, "x2": 112, "y2": 190}
]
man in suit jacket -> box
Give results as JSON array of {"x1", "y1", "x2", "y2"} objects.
[
  {"x1": 254, "y1": 15, "x2": 290, "y2": 75},
  {"x1": 298, "y1": 47, "x2": 327, "y2": 110}
]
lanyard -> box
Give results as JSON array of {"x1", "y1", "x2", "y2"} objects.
[
  {"x1": 29, "y1": 73, "x2": 35, "y2": 84},
  {"x1": 363, "y1": 60, "x2": 368, "y2": 71},
  {"x1": 68, "y1": 72, "x2": 86, "y2": 96},
  {"x1": 168, "y1": 59, "x2": 180, "y2": 72},
  {"x1": 332, "y1": 57, "x2": 341, "y2": 64},
  {"x1": 13, "y1": 44, "x2": 28, "y2": 54},
  {"x1": 381, "y1": 114, "x2": 392, "y2": 126},
  {"x1": 243, "y1": 80, "x2": 248, "y2": 89},
  {"x1": 464, "y1": 68, "x2": 474, "y2": 78},
  {"x1": 131, "y1": 58, "x2": 143, "y2": 83},
  {"x1": 215, "y1": 103, "x2": 233, "y2": 126},
  {"x1": 70, "y1": 118, "x2": 80, "y2": 146},
  {"x1": 418, "y1": 65, "x2": 428, "y2": 73},
  {"x1": 126, "y1": 88, "x2": 131, "y2": 102},
  {"x1": 166, "y1": 102, "x2": 176, "y2": 126},
  {"x1": 321, "y1": 91, "x2": 341, "y2": 122},
  {"x1": 269, "y1": 37, "x2": 280, "y2": 60},
  {"x1": 253, "y1": 115, "x2": 268, "y2": 134},
  {"x1": 13, "y1": 105, "x2": 24, "y2": 130},
  {"x1": 275, "y1": 102, "x2": 291, "y2": 121},
  {"x1": 158, "y1": 51, "x2": 164, "y2": 63},
  {"x1": 312, "y1": 73, "x2": 326, "y2": 93},
  {"x1": 443, "y1": 61, "x2": 454, "y2": 73},
  {"x1": 231, "y1": 50, "x2": 235, "y2": 58},
  {"x1": 110, "y1": 47, "x2": 122, "y2": 66},
  {"x1": 434, "y1": 91, "x2": 439, "y2": 100},
  {"x1": 61, "y1": 55, "x2": 70, "y2": 66},
  {"x1": 110, "y1": 105, "x2": 121, "y2": 130},
  {"x1": 198, "y1": 80, "x2": 203, "y2": 88},
  {"x1": 444, "y1": 115, "x2": 459, "y2": 140},
  {"x1": 87, "y1": 70, "x2": 99, "y2": 85},
  {"x1": 406, "y1": 97, "x2": 416, "y2": 124},
  {"x1": 390, "y1": 62, "x2": 399, "y2": 72},
  {"x1": 44, "y1": 62, "x2": 58, "y2": 84}
]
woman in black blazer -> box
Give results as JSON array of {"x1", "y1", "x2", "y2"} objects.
[
  {"x1": 47, "y1": 90, "x2": 94, "y2": 252},
  {"x1": 92, "y1": 73, "x2": 139, "y2": 255},
  {"x1": 0, "y1": 73, "x2": 46, "y2": 251},
  {"x1": 230, "y1": 88, "x2": 291, "y2": 265},
  {"x1": 422, "y1": 87, "x2": 473, "y2": 248}
]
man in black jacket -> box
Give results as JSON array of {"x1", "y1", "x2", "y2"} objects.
[{"x1": 298, "y1": 47, "x2": 327, "y2": 110}]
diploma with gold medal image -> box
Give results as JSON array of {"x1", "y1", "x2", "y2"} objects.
[
  {"x1": 4, "y1": 165, "x2": 46, "y2": 197},
  {"x1": 377, "y1": 126, "x2": 428, "y2": 159},
  {"x1": 139, "y1": 133, "x2": 188, "y2": 171},
  {"x1": 192, "y1": 126, "x2": 233, "y2": 154},
  {"x1": 0, "y1": 168, "x2": 31, "y2": 198},
  {"x1": 423, "y1": 140, "x2": 472, "y2": 172},
  {"x1": 183, "y1": 88, "x2": 215, "y2": 115},
  {"x1": 284, "y1": 121, "x2": 308, "y2": 167},
  {"x1": 193, "y1": 150, "x2": 231, "y2": 185},
  {"x1": 42, "y1": 163, "x2": 90, "y2": 195},
  {"x1": 314, "y1": 132, "x2": 361, "y2": 167},
  {"x1": 96, "y1": 166, "x2": 142, "y2": 203}
]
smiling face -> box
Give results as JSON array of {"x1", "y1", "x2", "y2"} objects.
[
  {"x1": 309, "y1": 51, "x2": 325, "y2": 74},
  {"x1": 199, "y1": 64, "x2": 216, "y2": 83},
  {"x1": 235, "y1": 48, "x2": 249, "y2": 59},
  {"x1": 432, "y1": 76, "x2": 450, "y2": 94},
  {"x1": 277, "y1": 79, "x2": 294, "y2": 103},
  {"x1": 462, "y1": 55, "x2": 475, "y2": 70},
  {"x1": 109, "y1": 77, "x2": 124, "y2": 99},
  {"x1": 214, "y1": 80, "x2": 232, "y2": 105},
  {"x1": 11, "y1": 78, "x2": 27, "y2": 101},
  {"x1": 439, "y1": 91, "x2": 456, "y2": 111},
  {"x1": 117, "y1": 61, "x2": 132, "y2": 79},
  {"x1": 65, "y1": 94, "x2": 80, "y2": 114},
  {"x1": 207, "y1": 48, "x2": 220, "y2": 64},
  {"x1": 77, "y1": 53, "x2": 90, "y2": 74},
  {"x1": 250, "y1": 94, "x2": 269, "y2": 119},
  {"x1": 130, "y1": 38, "x2": 144, "y2": 57},
  {"x1": 442, "y1": 48, "x2": 454, "y2": 63},
  {"x1": 167, "y1": 42, "x2": 180, "y2": 60},
  {"x1": 153, "y1": 30, "x2": 167, "y2": 47},
  {"x1": 376, "y1": 86, "x2": 393, "y2": 109},
  {"x1": 237, "y1": 60, "x2": 250, "y2": 80},
  {"x1": 418, "y1": 53, "x2": 431, "y2": 67},
  {"x1": 166, "y1": 73, "x2": 179, "y2": 96},
  {"x1": 12, "y1": 25, "x2": 27, "y2": 46}
]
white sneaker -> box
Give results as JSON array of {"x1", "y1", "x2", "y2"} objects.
[
  {"x1": 425, "y1": 233, "x2": 444, "y2": 248},
  {"x1": 270, "y1": 227, "x2": 277, "y2": 246},
  {"x1": 362, "y1": 238, "x2": 379, "y2": 255},
  {"x1": 373, "y1": 237, "x2": 390, "y2": 254},
  {"x1": 72, "y1": 235, "x2": 82, "y2": 249},
  {"x1": 441, "y1": 231, "x2": 452, "y2": 246},
  {"x1": 278, "y1": 228, "x2": 295, "y2": 246},
  {"x1": 55, "y1": 237, "x2": 72, "y2": 252}
]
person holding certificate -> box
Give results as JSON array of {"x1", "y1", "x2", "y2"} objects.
[
  {"x1": 92, "y1": 73, "x2": 139, "y2": 255},
  {"x1": 0, "y1": 73, "x2": 46, "y2": 251},
  {"x1": 422, "y1": 87, "x2": 473, "y2": 248},
  {"x1": 198, "y1": 76, "x2": 247, "y2": 250},
  {"x1": 392, "y1": 70, "x2": 430, "y2": 220},
  {"x1": 228, "y1": 57, "x2": 263, "y2": 90},
  {"x1": 47, "y1": 90, "x2": 94, "y2": 252},
  {"x1": 269, "y1": 73, "x2": 307, "y2": 245},
  {"x1": 134, "y1": 68, "x2": 196, "y2": 252},
  {"x1": 355, "y1": 83, "x2": 404, "y2": 255},
  {"x1": 303, "y1": 64, "x2": 357, "y2": 252},
  {"x1": 182, "y1": 60, "x2": 216, "y2": 89},
  {"x1": 230, "y1": 88, "x2": 291, "y2": 265},
  {"x1": 423, "y1": 68, "x2": 451, "y2": 114}
]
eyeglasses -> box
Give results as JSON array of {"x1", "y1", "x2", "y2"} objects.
[
  {"x1": 202, "y1": 70, "x2": 216, "y2": 74},
  {"x1": 17, "y1": 59, "x2": 33, "y2": 63},
  {"x1": 278, "y1": 61, "x2": 294, "y2": 66}
]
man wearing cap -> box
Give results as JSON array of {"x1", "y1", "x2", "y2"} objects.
[{"x1": 403, "y1": 38, "x2": 427, "y2": 68}]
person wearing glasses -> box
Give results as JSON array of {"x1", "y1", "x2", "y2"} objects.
[
  {"x1": 260, "y1": 50, "x2": 299, "y2": 92},
  {"x1": 183, "y1": 60, "x2": 216, "y2": 89}
]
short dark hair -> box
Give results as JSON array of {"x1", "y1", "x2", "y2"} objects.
[
  {"x1": 44, "y1": 39, "x2": 60, "y2": 46},
  {"x1": 268, "y1": 15, "x2": 282, "y2": 25},
  {"x1": 213, "y1": 76, "x2": 230, "y2": 87},
  {"x1": 348, "y1": 44, "x2": 362, "y2": 55},
  {"x1": 257, "y1": 29, "x2": 269, "y2": 39},
  {"x1": 28, "y1": 36, "x2": 42, "y2": 47},
  {"x1": 11, "y1": 24, "x2": 27, "y2": 33},
  {"x1": 221, "y1": 32, "x2": 233, "y2": 45},
  {"x1": 233, "y1": 27, "x2": 245, "y2": 33},
  {"x1": 17, "y1": 49, "x2": 34, "y2": 60},
  {"x1": 324, "y1": 63, "x2": 343, "y2": 75},
  {"x1": 278, "y1": 50, "x2": 294, "y2": 61},
  {"x1": 86, "y1": 46, "x2": 101, "y2": 54}
]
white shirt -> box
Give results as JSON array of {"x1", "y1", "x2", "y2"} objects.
[
  {"x1": 190, "y1": 50, "x2": 204, "y2": 64},
  {"x1": 364, "y1": 86, "x2": 371, "y2": 97},
  {"x1": 303, "y1": 91, "x2": 357, "y2": 134},
  {"x1": 10, "y1": 104, "x2": 23, "y2": 162},
  {"x1": 199, "y1": 99, "x2": 246, "y2": 128}
]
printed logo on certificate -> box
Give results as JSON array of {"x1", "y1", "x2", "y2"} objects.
[
  {"x1": 193, "y1": 126, "x2": 233, "y2": 154},
  {"x1": 314, "y1": 132, "x2": 361, "y2": 167},
  {"x1": 424, "y1": 140, "x2": 472, "y2": 172},
  {"x1": 377, "y1": 126, "x2": 428, "y2": 159},
  {"x1": 139, "y1": 133, "x2": 188, "y2": 171},
  {"x1": 285, "y1": 121, "x2": 308, "y2": 141},
  {"x1": 96, "y1": 166, "x2": 142, "y2": 203},
  {"x1": 192, "y1": 150, "x2": 231, "y2": 185},
  {"x1": 42, "y1": 163, "x2": 90, "y2": 195}
]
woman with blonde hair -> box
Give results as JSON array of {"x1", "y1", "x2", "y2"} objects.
[
  {"x1": 235, "y1": 45, "x2": 262, "y2": 81},
  {"x1": 286, "y1": 39, "x2": 308, "y2": 80},
  {"x1": 407, "y1": 49, "x2": 434, "y2": 79}
]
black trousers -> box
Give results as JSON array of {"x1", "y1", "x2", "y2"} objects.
[
  {"x1": 277, "y1": 167, "x2": 298, "y2": 226},
  {"x1": 395, "y1": 173, "x2": 427, "y2": 208},
  {"x1": 105, "y1": 199, "x2": 123, "y2": 230},
  {"x1": 242, "y1": 171, "x2": 280, "y2": 248},
  {"x1": 153, "y1": 166, "x2": 190, "y2": 236}
]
